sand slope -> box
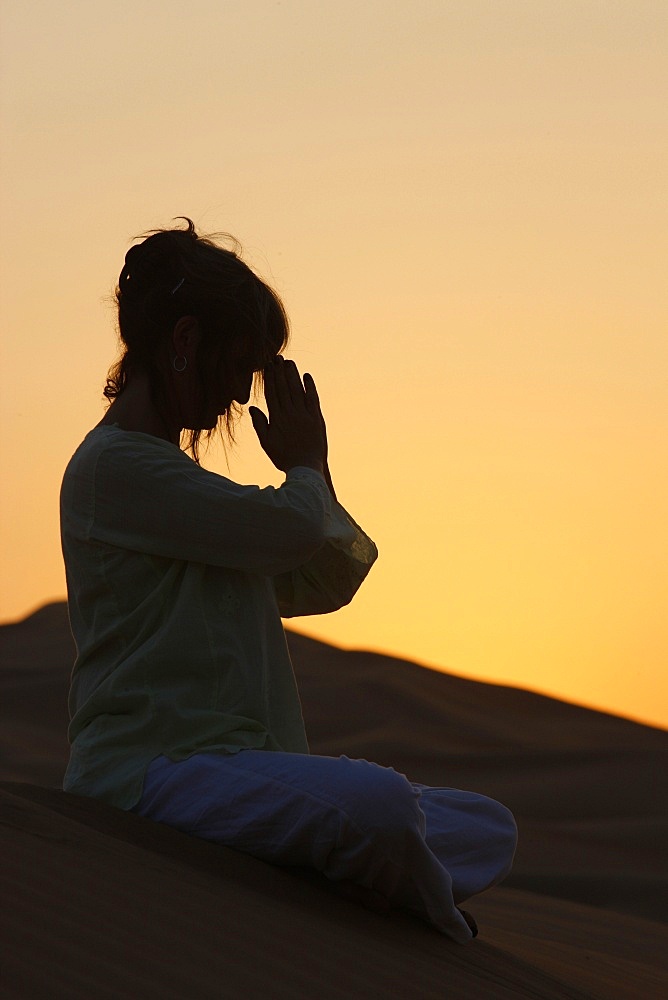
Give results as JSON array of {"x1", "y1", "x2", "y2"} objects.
[{"x1": 1, "y1": 603, "x2": 667, "y2": 998}]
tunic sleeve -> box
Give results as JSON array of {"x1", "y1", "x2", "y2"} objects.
[
  {"x1": 272, "y1": 501, "x2": 378, "y2": 617},
  {"x1": 62, "y1": 432, "x2": 334, "y2": 577}
]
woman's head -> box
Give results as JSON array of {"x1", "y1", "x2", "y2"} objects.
[{"x1": 105, "y1": 217, "x2": 289, "y2": 460}]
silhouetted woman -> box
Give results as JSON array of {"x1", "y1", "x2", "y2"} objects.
[{"x1": 60, "y1": 219, "x2": 516, "y2": 942}]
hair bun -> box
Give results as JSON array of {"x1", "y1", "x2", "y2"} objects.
[
  {"x1": 119, "y1": 240, "x2": 172, "y2": 297},
  {"x1": 124, "y1": 244, "x2": 143, "y2": 266}
]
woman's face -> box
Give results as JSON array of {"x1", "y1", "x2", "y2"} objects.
[
  {"x1": 200, "y1": 352, "x2": 257, "y2": 427},
  {"x1": 179, "y1": 320, "x2": 281, "y2": 430},
  {"x1": 223, "y1": 339, "x2": 279, "y2": 409},
  {"x1": 168, "y1": 318, "x2": 262, "y2": 431},
  {"x1": 229, "y1": 367, "x2": 254, "y2": 406}
]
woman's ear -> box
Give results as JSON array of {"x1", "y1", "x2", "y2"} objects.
[{"x1": 172, "y1": 316, "x2": 201, "y2": 358}]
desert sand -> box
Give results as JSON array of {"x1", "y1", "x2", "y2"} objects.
[{"x1": 1, "y1": 602, "x2": 667, "y2": 999}]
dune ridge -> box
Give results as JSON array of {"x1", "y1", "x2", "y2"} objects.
[{"x1": 1, "y1": 602, "x2": 667, "y2": 998}]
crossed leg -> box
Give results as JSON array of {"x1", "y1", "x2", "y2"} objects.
[{"x1": 134, "y1": 750, "x2": 517, "y2": 943}]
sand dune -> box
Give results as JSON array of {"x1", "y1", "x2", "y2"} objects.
[{"x1": 1, "y1": 603, "x2": 667, "y2": 998}]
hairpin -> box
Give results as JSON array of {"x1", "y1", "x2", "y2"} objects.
[{"x1": 171, "y1": 278, "x2": 185, "y2": 294}]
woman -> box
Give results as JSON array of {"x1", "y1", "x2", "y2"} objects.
[{"x1": 61, "y1": 219, "x2": 516, "y2": 943}]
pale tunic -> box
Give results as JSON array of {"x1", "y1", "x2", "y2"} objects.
[{"x1": 60, "y1": 425, "x2": 377, "y2": 810}]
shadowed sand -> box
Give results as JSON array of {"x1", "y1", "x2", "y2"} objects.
[{"x1": 1, "y1": 603, "x2": 667, "y2": 998}]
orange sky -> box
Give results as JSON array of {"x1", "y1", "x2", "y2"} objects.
[{"x1": 1, "y1": 1, "x2": 667, "y2": 728}]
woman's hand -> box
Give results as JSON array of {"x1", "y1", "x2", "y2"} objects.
[{"x1": 249, "y1": 357, "x2": 328, "y2": 475}]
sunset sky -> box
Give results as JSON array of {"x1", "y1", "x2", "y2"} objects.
[{"x1": 1, "y1": 1, "x2": 666, "y2": 728}]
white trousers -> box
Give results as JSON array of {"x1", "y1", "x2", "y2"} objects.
[{"x1": 133, "y1": 751, "x2": 517, "y2": 943}]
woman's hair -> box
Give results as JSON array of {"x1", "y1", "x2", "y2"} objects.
[{"x1": 105, "y1": 217, "x2": 289, "y2": 462}]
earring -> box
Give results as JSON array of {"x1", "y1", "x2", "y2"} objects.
[{"x1": 173, "y1": 356, "x2": 188, "y2": 373}]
